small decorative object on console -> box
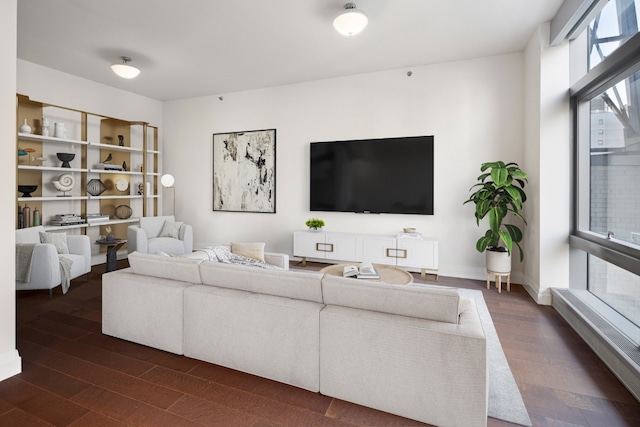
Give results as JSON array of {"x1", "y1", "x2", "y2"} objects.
[{"x1": 305, "y1": 218, "x2": 325, "y2": 231}]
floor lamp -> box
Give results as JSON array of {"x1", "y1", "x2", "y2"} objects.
[{"x1": 161, "y1": 173, "x2": 176, "y2": 216}]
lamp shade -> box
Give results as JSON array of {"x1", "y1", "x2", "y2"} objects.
[
  {"x1": 333, "y1": 3, "x2": 368, "y2": 36},
  {"x1": 161, "y1": 173, "x2": 175, "y2": 188},
  {"x1": 111, "y1": 56, "x2": 140, "y2": 79}
]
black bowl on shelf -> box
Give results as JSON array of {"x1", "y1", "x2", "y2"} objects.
[
  {"x1": 18, "y1": 184, "x2": 38, "y2": 197},
  {"x1": 57, "y1": 152, "x2": 75, "y2": 168}
]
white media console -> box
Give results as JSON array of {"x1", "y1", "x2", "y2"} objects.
[{"x1": 293, "y1": 231, "x2": 439, "y2": 280}]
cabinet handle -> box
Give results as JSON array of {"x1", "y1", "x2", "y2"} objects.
[
  {"x1": 316, "y1": 243, "x2": 334, "y2": 253},
  {"x1": 386, "y1": 248, "x2": 407, "y2": 259}
]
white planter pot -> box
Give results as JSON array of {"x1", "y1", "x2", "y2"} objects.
[{"x1": 486, "y1": 250, "x2": 511, "y2": 273}]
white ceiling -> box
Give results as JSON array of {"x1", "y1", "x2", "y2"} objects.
[{"x1": 17, "y1": 0, "x2": 564, "y2": 101}]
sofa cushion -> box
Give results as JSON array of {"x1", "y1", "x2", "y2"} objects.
[
  {"x1": 39, "y1": 231, "x2": 69, "y2": 254},
  {"x1": 321, "y1": 274, "x2": 462, "y2": 324},
  {"x1": 128, "y1": 251, "x2": 202, "y2": 283},
  {"x1": 159, "y1": 220, "x2": 183, "y2": 239},
  {"x1": 200, "y1": 261, "x2": 323, "y2": 303},
  {"x1": 231, "y1": 242, "x2": 265, "y2": 262}
]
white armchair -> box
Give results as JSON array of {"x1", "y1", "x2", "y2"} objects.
[
  {"x1": 127, "y1": 215, "x2": 193, "y2": 256},
  {"x1": 15, "y1": 226, "x2": 91, "y2": 298}
]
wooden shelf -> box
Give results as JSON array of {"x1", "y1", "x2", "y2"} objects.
[
  {"x1": 18, "y1": 196, "x2": 88, "y2": 202},
  {"x1": 18, "y1": 132, "x2": 89, "y2": 146},
  {"x1": 87, "y1": 218, "x2": 139, "y2": 227},
  {"x1": 43, "y1": 224, "x2": 89, "y2": 231},
  {"x1": 89, "y1": 169, "x2": 143, "y2": 175},
  {"x1": 87, "y1": 195, "x2": 143, "y2": 200},
  {"x1": 18, "y1": 165, "x2": 88, "y2": 173},
  {"x1": 88, "y1": 142, "x2": 143, "y2": 153}
]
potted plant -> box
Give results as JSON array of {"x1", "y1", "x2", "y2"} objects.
[
  {"x1": 305, "y1": 218, "x2": 325, "y2": 231},
  {"x1": 463, "y1": 161, "x2": 527, "y2": 273}
]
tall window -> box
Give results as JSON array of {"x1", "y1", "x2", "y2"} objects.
[{"x1": 572, "y1": 0, "x2": 640, "y2": 342}]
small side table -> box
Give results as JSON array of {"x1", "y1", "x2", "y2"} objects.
[
  {"x1": 320, "y1": 263, "x2": 414, "y2": 285},
  {"x1": 96, "y1": 239, "x2": 127, "y2": 272},
  {"x1": 486, "y1": 270, "x2": 510, "y2": 293}
]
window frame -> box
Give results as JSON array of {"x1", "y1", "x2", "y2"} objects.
[{"x1": 570, "y1": 31, "x2": 640, "y2": 278}]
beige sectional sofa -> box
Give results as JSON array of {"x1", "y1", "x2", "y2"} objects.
[{"x1": 102, "y1": 252, "x2": 488, "y2": 427}]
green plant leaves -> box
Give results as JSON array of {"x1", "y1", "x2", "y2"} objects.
[{"x1": 465, "y1": 161, "x2": 528, "y2": 261}]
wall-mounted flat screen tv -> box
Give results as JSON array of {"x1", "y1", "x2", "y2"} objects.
[{"x1": 310, "y1": 135, "x2": 434, "y2": 215}]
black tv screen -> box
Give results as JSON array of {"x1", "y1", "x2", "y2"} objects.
[{"x1": 310, "y1": 136, "x2": 434, "y2": 215}]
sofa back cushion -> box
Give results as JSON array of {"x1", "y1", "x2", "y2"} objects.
[
  {"x1": 321, "y1": 275, "x2": 462, "y2": 324},
  {"x1": 15, "y1": 225, "x2": 47, "y2": 244},
  {"x1": 200, "y1": 261, "x2": 323, "y2": 303},
  {"x1": 139, "y1": 215, "x2": 175, "y2": 239},
  {"x1": 128, "y1": 251, "x2": 202, "y2": 284}
]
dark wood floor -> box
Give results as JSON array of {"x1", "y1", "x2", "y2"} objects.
[{"x1": 2, "y1": 260, "x2": 640, "y2": 426}]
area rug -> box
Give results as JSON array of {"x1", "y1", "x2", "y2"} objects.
[{"x1": 459, "y1": 288, "x2": 532, "y2": 426}]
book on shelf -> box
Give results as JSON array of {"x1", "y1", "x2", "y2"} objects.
[
  {"x1": 86, "y1": 216, "x2": 110, "y2": 224},
  {"x1": 342, "y1": 262, "x2": 380, "y2": 279}
]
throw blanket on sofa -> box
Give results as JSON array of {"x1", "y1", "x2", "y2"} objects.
[
  {"x1": 59, "y1": 255, "x2": 73, "y2": 294},
  {"x1": 16, "y1": 243, "x2": 36, "y2": 283},
  {"x1": 200, "y1": 246, "x2": 277, "y2": 270}
]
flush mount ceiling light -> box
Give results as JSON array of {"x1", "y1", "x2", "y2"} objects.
[
  {"x1": 333, "y1": 3, "x2": 368, "y2": 36},
  {"x1": 111, "y1": 56, "x2": 140, "y2": 79}
]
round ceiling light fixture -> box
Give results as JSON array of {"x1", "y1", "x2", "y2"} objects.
[
  {"x1": 111, "y1": 56, "x2": 141, "y2": 79},
  {"x1": 333, "y1": 3, "x2": 368, "y2": 36}
]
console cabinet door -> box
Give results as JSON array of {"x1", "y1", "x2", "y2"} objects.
[
  {"x1": 325, "y1": 234, "x2": 357, "y2": 262},
  {"x1": 361, "y1": 237, "x2": 397, "y2": 265},
  {"x1": 396, "y1": 239, "x2": 438, "y2": 270},
  {"x1": 293, "y1": 231, "x2": 327, "y2": 259}
]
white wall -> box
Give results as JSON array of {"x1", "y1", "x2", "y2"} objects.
[
  {"x1": 17, "y1": 60, "x2": 163, "y2": 126},
  {"x1": 0, "y1": 0, "x2": 21, "y2": 382},
  {"x1": 523, "y1": 23, "x2": 571, "y2": 304},
  {"x1": 164, "y1": 53, "x2": 526, "y2": 280}
]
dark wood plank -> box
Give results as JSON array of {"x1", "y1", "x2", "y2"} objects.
[
  {"x1": 17, "y1": 339, "x2": 183, "y2": 410},
  {"x1": 142, "y1": 365, "x2": 344, "y2": 425},
  {"x1": 0, "y1": 376, "x2": 88, "y2": 425},
  {"x1": 19, "y1": 359, "x2": 91, "y2": 399},
  {"x1": 19, "y1": 326, "x2": 155, "y2": 377},
  {"x1": 187, "y1": 362, "x2": 334, "y2": 415},
  {"x1": 325, "y1": 399, "x2": 427, "y2": 426},
  {"x1": 67, "y1": 410, "x2": 128, "y2": 427},
  {"x1": 77, "y1": 331, "x2": 201, "y2": 374},
  {"x1": 0, "y1": 407, "x2": 52, "y2": 427},
  {"x1": 70, "y1": 385, "x2": 201, "y2": 426}
]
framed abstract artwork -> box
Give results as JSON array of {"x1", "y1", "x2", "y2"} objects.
[{"x1": 213, "y1": 129, "x2": 276, "y2": 213}]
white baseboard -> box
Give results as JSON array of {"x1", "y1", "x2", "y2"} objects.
[{"x1": 0, "y1": 349, "x2": 22, "y2": 382}]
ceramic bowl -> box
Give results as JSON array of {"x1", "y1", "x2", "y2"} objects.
[
  {"x1": 56, "y1": 152, "x2": 75, "y2": 168},
  {"x1": 403, "y1": 227, "x2": 416, "y2": 233},
  {"x1": 18, "y1": 184, "x2": 38, "y2": 197}
]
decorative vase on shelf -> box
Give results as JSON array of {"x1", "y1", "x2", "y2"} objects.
[
  {"x1": 54, "y1": 122, "x2": 65, "y2": 138},
  {"x1": 118, "y1": 135, "x2": 124, "y2": 146},
  {"x1": 41, "y1": 117, "x2": 50, "y2": 136},
  {"x1": 20, "y1": 119, "x2": 31, "y2": 134}
]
